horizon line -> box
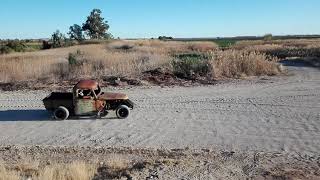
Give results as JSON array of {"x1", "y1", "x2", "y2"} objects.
[{"x1": 1, "y1": 34, "x2": 320, "y2": 40}]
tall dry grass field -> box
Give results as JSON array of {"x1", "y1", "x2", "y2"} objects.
[
  {"x1": 0, "y1": 39, "x2": 293, "y2": 87},
  {"x1": 0, "y1": 45, "x2": 83, "y2": 82},
  {"x1": 0, "y1": 154, "x2": 132, "y2": 180},
  {"x1": 37, "y1": 162, "x2": 96, "y2": 180},
  {"x1": 208, "y1": 50, "x2": 280, "y2": 78},
  {"x1": 0, "y1": 165, "x2": 20, "y2": 180},
  {"x1": 0, "y1": 40, "x2": 218, "y2": 84},
  {"x1": 233, "y1": 38, "x2": 320, "y2": 58},
  {"x1": 0, "y1": 162, "x2": 96, "y2": 180}
]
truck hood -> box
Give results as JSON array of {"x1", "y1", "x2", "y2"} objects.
[{"x1": 98, "y1": 92, "x2": 128, "y2": 100}]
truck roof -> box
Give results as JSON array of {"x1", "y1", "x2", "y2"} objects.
[{"x1": 74, "y1": 80, "x2": 99, "y2": 90}]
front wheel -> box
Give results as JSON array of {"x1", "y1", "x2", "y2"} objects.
[
  {"x1": 53, "y1": 106, "x2": 69, "y2": 120},
  {"x1": 115, "y1": 105, "x2": 130, "y2": 119}
]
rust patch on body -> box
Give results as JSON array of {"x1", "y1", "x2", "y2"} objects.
[
  {"x1": 98, "y1": 92, "x2": 128, "y2": 100},
  {"x1": 95, "y1": 100, "x2": 106, "y2": 111},
  {"x1": 74, "y1": 80, "x2": 99, "y2": 90},
  {"x1": 74, "y1": 99, "x2": 96, "y2": 115}
]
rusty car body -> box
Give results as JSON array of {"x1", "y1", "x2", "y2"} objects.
[{"x1": 43, "y1": 80, "x2": 134, "y2": 120}]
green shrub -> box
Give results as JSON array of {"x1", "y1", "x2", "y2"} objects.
[
  {"x1": 114, "y1": 44, "x2": 134, "y2": 50},
  {"x1": 0, "y1": 40, "x2": 28, "y2": 54},
  {"x1": 68, "y1": 50, "x2": 85, "y2": 65},
  {"x1": 213, "y1": 39, "x2": 237, "y2": 48},
  {"x1": 171, "y1": 53, "x2": 211, "y2": 79},
  {"x1": 158, "y1": 36, "x2": 173, "y2": 40},
  {"x1": 174, "y1": 53, "x2": 208, "y2": 59},
  {"x1": 42, "y1": 41, "x2": 52, "y2": 50},
  {"x1": 263, "y1": 34, "x2": 273, "y2": 41},
  {"x1": 0, "y1": 46, "x2": 14, "y2": 54},
  {"x1": 6, "y1": 40, "x2": 27, "y2": 52}
]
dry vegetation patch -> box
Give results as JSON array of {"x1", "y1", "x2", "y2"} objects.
[
  {"x1": 0, "y1": 146, "x2": 319, "y2": 180},
  {"x1": 233, "y1": 39, "x2": 320, "y2": 58},
  {"x1": 0, "y1": 39, "x2": 307, "y2": 90},
  {"x1": 209, "y1": 50, "x2": 280, "y2": 78}
]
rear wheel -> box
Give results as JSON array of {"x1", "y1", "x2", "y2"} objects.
[
  {"x1": 116, "y1": 105, "x2": 130, "y2": 119},
  {"x1": 53, "y1": 106, "x2": 69, "y2": 120}
]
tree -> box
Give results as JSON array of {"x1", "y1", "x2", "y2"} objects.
[
  {"x1": 104, "y1": 32, "x2": 114, "y2": 39},
  {"x1": 82, "y1": 9, "x2": 111, "y2": 39},
  {"x1": 51, "y1": 30, "x2": 66, "y2": 48},
  {"x1": 68, "y1": 24, "x2": 84, "y2": 41}
]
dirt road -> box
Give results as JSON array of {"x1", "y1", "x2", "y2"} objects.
[{"x1": 0, "y1": 60, "x2": 319, "y2": 154}]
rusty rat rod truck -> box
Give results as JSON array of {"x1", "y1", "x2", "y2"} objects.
[{"x1": 43, "y1": 80, "x2": 134, "y2": 120}]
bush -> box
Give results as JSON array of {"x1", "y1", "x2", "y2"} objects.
[
  {"x1": 172, "y1": 53, "x2": 211, "y2": 79},
  {"x1": 6, "y1": 40, "x2": 27, "y2": 52},
  {"x1": 114, "y1": 44, "x2": 134, "y2": 50},
  {"x1": 158, "y1": 36, "x2": 173, "y2": 40},
  {"x1": 213, "y1": 39, "x2": 237, "y2": 48},
  {"x1": 264, "y1": 34, "x2": 273, "y2": 41},
  {"x1": 68, "y1": 50, "x2": 85, "y2": 66},
  {"x1": 0, "y1": 40, "x2": 28, "y2": 54},
  {"x1": 171, "y1": 51, "x2": 281, "y2": 80},
  {"x1": 0, "y1": 46, "x2": 14, "y2": 54},
  {"x1": 42, "y1": 41, "x2": 52, "y2": 50}
]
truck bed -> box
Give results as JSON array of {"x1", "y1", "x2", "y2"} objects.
[{"x1": 43, "y1": 92, "x2": 73, "y2": 112}]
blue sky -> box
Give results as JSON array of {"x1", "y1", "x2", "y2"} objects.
[{"x1": 0, "y1": 0, "x2": 319, "y2": 39}]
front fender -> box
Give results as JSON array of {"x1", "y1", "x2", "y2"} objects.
[{"x1": 123, "y1": 99, "x2": 135, "y2": 109}]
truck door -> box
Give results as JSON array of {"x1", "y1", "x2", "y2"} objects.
[{"x1": 74, "y1": 89, "x2": 96, "y2": 116}]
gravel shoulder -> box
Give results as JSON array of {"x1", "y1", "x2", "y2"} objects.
[
  {"x1": 1, "y1": 145, "x2": 319, "y2": 180},
  {"x1": 0, "y1": 60, "x2": 319, "y2": 155}
]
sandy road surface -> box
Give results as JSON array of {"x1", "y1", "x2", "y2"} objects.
[{"x1": 0, "y1": 60, "x2": 319, "y2": 154}]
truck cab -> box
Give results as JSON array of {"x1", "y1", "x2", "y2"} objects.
[{"x1": 43, "y1": 80, "x2": 134, "y2": 120}]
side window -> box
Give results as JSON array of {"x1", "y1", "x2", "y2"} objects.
[
  {"x1": 78, "y1": 89, "x2": 84, "y2": 98},
  {"x1": 77, "y1": 89, "x2": 93, "y2": 99},
  {"x1": 94, "y1": 86, "x2": 101, "y2": 95},
  {"x1": 83, "y1": 89, "x2": 92, "y2": 97}
]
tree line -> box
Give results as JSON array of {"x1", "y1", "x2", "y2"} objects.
[
  {"x1": 0, "y1": 9, "x2": 113, "y2": 53},
  {"x1": 47, "y1": 9, "x2": 113, "y2": 49}
]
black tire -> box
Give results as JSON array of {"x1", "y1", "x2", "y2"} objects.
[
  {"x1": 53, "y1": 106, "x2": 69, "y2": 120},
  {"x1": 116, "y1": 105, "x2": 130, "y2": 119}
]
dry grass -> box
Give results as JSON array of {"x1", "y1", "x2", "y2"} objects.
[
  {"x1": 208, "y1": 50, "x2": 280, "y2": 78},
  {"x1": 0, "y1": 146, "x2": 318, "y2": 180},
  {"x1": 0, "y1": 45, "x2": 85, "y2": 82},
  {"x1": 234, "y1": 38, "x2": 320, "y2": 48},
  {"x1": 171, "y1": 50, "x2": 280, "y2": 80},
  {"x1": 0, "y1": 165, "x2": 20, "y2": 180},
  {"x1": 0, "y1": 39, "x2": 306, "y2": 88},
  {"x1": 0, "y1": 154, "x2": 132, "y2": 180},
  {"x1": 105, "y1": 154, "x2": 130, "y2": 171},
  {"x1": 0, "y1": 40, "x2": 219, "y2": 84},
  {"x1": 37, "y1": 162, "x2": 96, "y2": 180},
  {"x1": 233, "y1": 39, "x2": 320, "y2": 58},
  {"x1": 0, "y1": 161, "x2": 96, "y2": 180}
]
